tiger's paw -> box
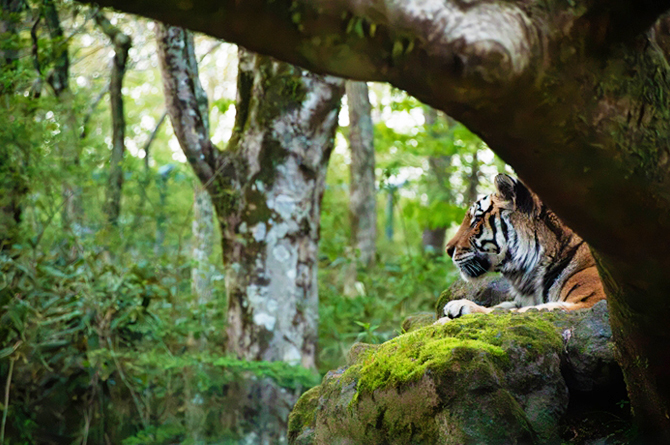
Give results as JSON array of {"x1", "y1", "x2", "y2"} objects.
[{"x1": 443, "y1": 299, "x2": 490, "y2": 319}]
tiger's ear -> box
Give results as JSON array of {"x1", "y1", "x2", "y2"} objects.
[
  {"x1": 494, "y1": 174, "x2": 516, "y2": 202},
  {"x1": 494, "y1": 174, "x2": 537, "y2": 215}
]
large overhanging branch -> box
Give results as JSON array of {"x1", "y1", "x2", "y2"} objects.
[
  {"x1": 83, "y1": 0, "x2": 544, "y2": 97},
  {"x1": 85, "y1": 0, "x2": 670, "y2": 262}
]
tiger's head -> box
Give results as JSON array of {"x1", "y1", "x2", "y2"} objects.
[{"x1": 446, "y1": 174, "x2": 540, "y2": 281}]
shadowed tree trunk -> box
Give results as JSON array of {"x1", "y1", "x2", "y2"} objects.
[
  {"x1": 36, "y1": 0, "x2": 80, "y2": 232},
  {"x1": 346, "y1": 81, "x2": 376, "y2": 267},
  {"x1": 42, "y1": 0, "x2": 68, "y2": 96},
  {"x1": 156, "y1": 26, "x2": 343, "y2": 442},
  {"x1": 95, "y1": 12, "x2": 131, "y2": 226},
  {"x1": 0, "y1": 0, "x2": 26, "y2": 252},
  {"x1": 421, "y1": 107, "x2": 451, "y2": 255},
  {"x1": 87, "y1": 0, "x2": 670, "y2": 439},
  {"x1": 465, "y1": 149, "x2": 480, "y2": 204}
]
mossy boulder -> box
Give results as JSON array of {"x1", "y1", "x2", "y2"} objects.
[
  {"x1": 290, "y1": 313, "x2": 568, "y2": 444},
  {"x1": 290, "y1": 297, "x2": 621, "y2": 444}
]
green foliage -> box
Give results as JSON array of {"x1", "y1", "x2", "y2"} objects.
[
  {"x1": 317, "y1": 253, "x2": 460, "y2": 373},
  {"x1": 0, "y1": 245, "x2": 315, "y2": 443},
  {"x1": 403, "y1": 200, "x2": 466, "y2": 231}
]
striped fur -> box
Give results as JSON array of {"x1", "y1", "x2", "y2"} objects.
[{"x1": 441, "y1": 174, "x2": 605, "y2": 320}]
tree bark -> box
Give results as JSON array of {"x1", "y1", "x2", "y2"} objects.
[
  {"x1": 465, "y1": 149, "x2": 479, "y2": 204},
  {"x1": 346, "y1": 81, "x2": 376, "y2": 267},
  {"x1": 157, "y1": 26, "x2": 344, "y2": 442},
  {"x1": 87, "y1": 0, "x2": 670, "y2": 439},
  {"x1": 0, "y1": 0, "x2": 26, "y2": 252},
  {"x1": 421, "y1": 106, "x2": 451, "y2": 255},
  {"x1": 191, "y1": 183, "x2": 214, "y2": 305},
  {"x1": 95, "y1": 12, "x2": 131, "y2": 226},
  {"x1": 42, "y1": 0, "x2": 68, "y2": 96}
]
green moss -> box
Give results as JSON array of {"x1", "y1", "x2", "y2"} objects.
[
  {"x1": 435, "y1": 288, "x2": 453, "y2": 318},
  {"x1": 256, "y1": 58, "x2": 307, "y2": 128},
  {"x1": 242, "y1": 185, "x2": 274, "y2": 226},
  {"x1": 346, "y1": 326, "x2": 505, "y2": 395},
  {"x1": 346, "y1": 312, "x2": 563, "y2": 397},
  {"x1": 287, "y1": 386, "x2": 320, "y2": 443},
  {"x1": 439, "y1": 312, "x2": 564, "y2": 358},
  {"x1": 346, "y1": 342, "x2": 379, "y2": 366}
]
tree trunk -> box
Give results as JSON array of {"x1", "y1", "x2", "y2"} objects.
[
  {"x1": 346, "y1": 80, "x2": 376, "y2": 267},
  {"x1": 0, "y1": 0, "x2": 25, "y2": 252},
  {"x1": 421, "y1": 226, "x2": 445, "y2": 255},
  {"x1": 465, "y1": 149, "x2": 479, "y2": 204},
  {"x1": 157, "y1": 26, "x2": 344, "y2": 443},
  {"x1": 95, "y1": 12, "x2": 131, "y2": 226},
  {"x1": 42, "y1": 0, "x2": 68, "y2": 96},
  {"x1": 191, "y1": 184, "x2": 214, "y2": 305},
  {"x1": 422, "y1": 106, "x2": 451, "y2": 255}
]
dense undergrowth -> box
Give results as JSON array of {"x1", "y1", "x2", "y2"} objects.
[{"x1": 0, "y1": 235, "x2": 456, "y2": 443}]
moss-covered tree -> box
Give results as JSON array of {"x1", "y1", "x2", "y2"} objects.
[
  {"x1": 85, "y1": 0, "x2": 670, "y2": 440},
  {"x1": 156, "y1": 26, "x2": 343, "y2": 441}
]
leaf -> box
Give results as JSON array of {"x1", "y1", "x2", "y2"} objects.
[
  {"x1": 0, "y1": 346, "x2": 15, "y2": 359},
  {"x1": 354, "y1": 19, "x2": 365, "y2": 38},
  {"x1": 40, "y1": 265, "x2": 68, "y2": 279},
  {"x1": 392, "y1": 40, "x2": 404, "y2": 59}
]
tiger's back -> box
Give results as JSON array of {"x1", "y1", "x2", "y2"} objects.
[{"x1": 442, "y1": 174, "x2": 605, "y2": 319}]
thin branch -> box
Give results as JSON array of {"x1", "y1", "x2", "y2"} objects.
[
  {"x1": 1, "y1": 358, "x2": 15, "y2": 445},
  {"x1": 142, "y1": 109, "x2": 168, "y2": 169},
  {"x1": 80, "y1": 85, "x2": 109, "y2": 139},
  {"x1": 30, "y1": 13, "x2": 41, "y2": 75},
  {"x1": 106, "y1": 338, "x2": 148, "y2": 430}
]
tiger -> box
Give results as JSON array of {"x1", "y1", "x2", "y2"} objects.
[{"x1": 438, "y1": 173, "x2": 605, "y2": 321}]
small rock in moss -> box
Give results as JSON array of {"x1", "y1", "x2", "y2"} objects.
[
  {"x1": 401, "y1": 312, "x2": 435, "y2": 333},
  {"x1": 346, "y1": 342, "x2": 379, "y2": 366}
]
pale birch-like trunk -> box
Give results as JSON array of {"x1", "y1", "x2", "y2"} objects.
[
  {"x1": 220, "y1": 51, "x2": 342, "y2": 443},
  {"x1": 346, "y1": 81, "x2": 376, "y2": 267},
  {"x1": 157, "y1": 27, "x2": 344, "y2": 443},
  {"x1": 191, "y1": 184, "x2": 214, "y2": 305}
]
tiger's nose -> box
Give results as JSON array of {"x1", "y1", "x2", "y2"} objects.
[{"x1": 446, "y1": 245, "x2": 455, "y2": 258}]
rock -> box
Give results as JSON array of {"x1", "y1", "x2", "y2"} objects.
[
  {"x1": 287, "y1": 386, "x2": 319, "y2": 445},
  {"x1": 289, "y1": 313, "x2": 570, "y2": 444},
  {"x1": 436, "y1": 275, "x2": 512, "y2": 318},
  {"x1": 555, "y1": 300, "x2": 619, "y2": 392},
  {"x1": 435, "y1": 278, "x2": 619, "y2": 393},
  {"x1": 290, "y1": 286, "x2": 623, "y2": 444},
  {"x1": 401, "y1": 312, "x2": 435, "y2": 333},
  {"x1": 346, "y1": 342, "x2": 380, "y2": 366}
]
